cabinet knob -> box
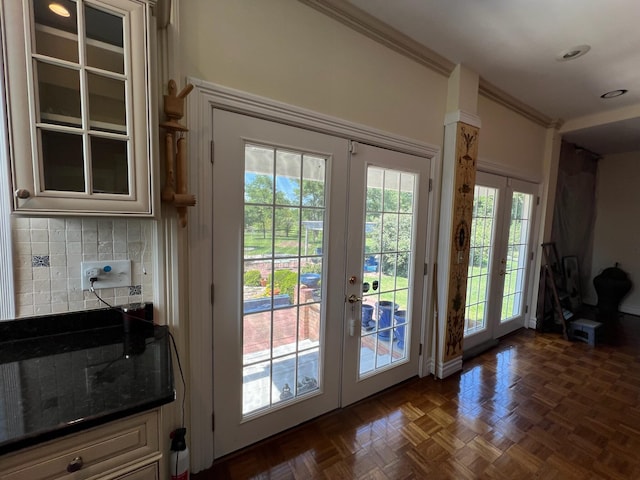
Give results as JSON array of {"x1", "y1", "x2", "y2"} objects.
[
  {"x1": 66, "y1": 456, "x2": 84, "y2": 473},
  {"x1": 14, "y1": 189, "x2": 30, "y2": 199}
]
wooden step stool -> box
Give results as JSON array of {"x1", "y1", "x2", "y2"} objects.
[{"x1": 568, "y1": 318, "x2": 602, "y2": 346}]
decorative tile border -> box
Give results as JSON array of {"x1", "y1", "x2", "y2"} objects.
[
  {"x1": 31, "y1": 255, "x2": 50, "y2": 267},
  {"x1": 129, "y1": 285, "x2": 142, "y2": 296}
]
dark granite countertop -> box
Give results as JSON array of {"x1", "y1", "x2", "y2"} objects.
[{"x1": 0, "y1": 304, "x2": 175, "y2": 455}]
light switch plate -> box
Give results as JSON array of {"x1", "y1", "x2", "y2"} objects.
[{"x1": 81, "y1": 259, "x2": 132, "y2": 291}]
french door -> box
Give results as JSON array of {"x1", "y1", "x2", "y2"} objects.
[
  {"x1": 464, "y1": 172, "x2": 538, "y2": 351},
  {"x1": 211, "y1": 110, "x2": 430, "y2": 457},
  {"x1": 342, "y1": 143, "x2": 430, "y2": 406}
]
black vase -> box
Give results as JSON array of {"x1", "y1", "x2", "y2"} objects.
[{"x1": 593, "y1": 265, "x2": 632, "y2": 320}]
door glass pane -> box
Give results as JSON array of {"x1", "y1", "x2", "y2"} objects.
[
  {"x1": 501, "y1": 192, "x2": 533, "y2": 322},
  {"x1": 242, "y1": 144, "x2": 326, "y2": 417},
  {"x1": 36, "y1": 61, "x2": 81, "y2": 126},
  {"x1": 40, "y1": 129, "x2": 84, "y2": 191},
  {"x1": 87, "y1": 73, "x2": 126, "y2": 133},
  {"x1": 84, "y1": 4, "x2": 124, "y2": 74},
  {"x1": 33, "y1": 0, "x2": 79, "y2": 63},
  {"x1": 465, "y1": 185, "x2": 498, "y2": 336},
  {"x1": 360, "y1": 167, "x2": 415, "y2": 377},
  {"x1": 91, "y1": 136, "x2": 128, "y2": 194}
]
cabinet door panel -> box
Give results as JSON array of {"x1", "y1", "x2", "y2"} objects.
[
  {"x1": 36, "y1": 61, "x2": 82, "y2": 126},
  {"x1": 40, "y1": 130, "x2": 85, "y2": 192},
  {"x1": 2, "y1": 0, "x2": 155, "y2": 215},
  {"x1": 33, "y1": 0, "x2": 79, "y2": 63}
]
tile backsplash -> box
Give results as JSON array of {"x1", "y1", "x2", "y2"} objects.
[{"x1": 11, "y1": 217, "x2": 155, "y2": 317}]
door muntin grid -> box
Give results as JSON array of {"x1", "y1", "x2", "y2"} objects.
[
  {"x1": 465, "y1": 185, "x2": 498, "y2": 336},
  {"x1": 500, "y1": 191, "x2": 533, "y2": 322},
  {"x1": 359, "y1": 167, "x2": 416, "y2": 377},
  {"x1": 242, "y1": 144, "x2": 327, "y2": 417}
]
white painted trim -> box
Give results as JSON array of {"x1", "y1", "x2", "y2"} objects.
[
  {"x1": 186, "y1": 84, "x2": 215, "y2": 473},
  {"x1": 620, "y1": 304, "x2": 640, "y2": 316},
  {"x1": 186, "y1": 78, "x2": 441, "y2": 468},
  {"x1": 419, "y1": 150, "x2": 443, "y2": 378},
  {"x1": 436, "y1": 356, "x2": 463, "y2": 379},
  {"x1": 298, "y1": 0, "x2": 555, "y2": 129},
  {"x1": 524, "y1": 181, "x2": 545, "y2": 331},
  {"x1": 477, "y1": 157, "x2": 543, "y2": 184},
  {"x1": 0, "y1": 43, "x2": 15, "y2": 321},
  {"x1": 421, "y1": 358, "x2": 434, "y2": 377},
  {"x1": 581, "y1": 297, "x2": 640, "y2": 317},
  {"x1": 298, "y1": 0, "x2": 455, "y2": 77},
  {"x1": 188, "y1": 78, "x2": 439, "y2": 160},
  {"x1": 528, "y1": 315, "x2": 538, "y2": 329},
  {"x1": 435, "y1": 122, "x2": 458, "y2": 376},
  {"x1": 444, "y1": 110, "x2": 482, "y2": 128}
]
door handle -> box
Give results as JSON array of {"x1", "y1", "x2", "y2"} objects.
[
  {"x1": 347, "y1": 294, "x2": 361, "y2": 303},
  {"x1": 67, "y1": 456, "x2": 83, "y2": 473}
]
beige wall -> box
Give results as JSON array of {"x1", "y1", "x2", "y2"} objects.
[
  {"x1": 477, "y1": 94, "x2": 547, "y2": 181},
  {"x1": 586, "y1": 151, "x2": 640, "y2": 314},
  {"x1": 180, "y1": 0, "x2": 448, "y2": 146},
  {"x1": 181, "y1": 1, "x2": 549, "y2": 179}
]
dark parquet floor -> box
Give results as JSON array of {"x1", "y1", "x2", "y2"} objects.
[{"x1": 195, "y1": 313, "x2": 640, "y2": 479}]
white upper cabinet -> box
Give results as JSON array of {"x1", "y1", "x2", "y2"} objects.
[{"x1": 1, "y1": 0, "x2": 157, "y2": 216}]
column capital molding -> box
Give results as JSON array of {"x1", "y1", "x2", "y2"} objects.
[{"x1": 444, "y1": 110, "x2": 481, "y2": 128}]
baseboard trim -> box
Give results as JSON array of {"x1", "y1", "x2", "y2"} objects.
[
  {"x1": 436, "y1": 356, "x2": 463, "y2": 379},
  {"x1": 420, "y1": 358, "x2": 434, "y2": 377},
  {"x1": 620, "y1": 304, "x2": 640, "y2": 316}
]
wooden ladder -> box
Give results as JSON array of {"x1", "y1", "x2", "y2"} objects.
[{"x1": 541, "y1": 242, "x2": 572, "y2": 340}]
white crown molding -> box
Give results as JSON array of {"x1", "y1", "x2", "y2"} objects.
[
  {"x1": 444, "y1": 110, "x2": 482, "y2": 128},
  {"x1": 298, "y1": 0, "x2": 454, "y2": 77},
  {"x1": 478, "y1": 80, "x2": 557, "y2": 128},
  {"x1": 299, "y1": 0, "x2": 557, "y2": 129},
  {"x1": 436, "y1": 356, "x2": 463, "y2": 379}
]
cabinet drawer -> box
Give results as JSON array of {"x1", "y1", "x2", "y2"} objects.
[
  {"x1": 116, "y1": 463, "x2": 158, "y2": 480},
  {"x1": 0, "y1": 410, "x2": 160, "y2": 480}
]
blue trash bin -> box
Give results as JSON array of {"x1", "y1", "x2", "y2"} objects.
[
  {"x1": 394, "y1": 310, "x2": 407, "y2": 349},
  {"x1": 376, "y1": 301, "x2": 398, "y2": 339},
  {"x1": 361, "y1": 304, "x2": 374, "y2": 330}
]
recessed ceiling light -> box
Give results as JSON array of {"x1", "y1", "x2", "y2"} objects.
[
  {"x1": 49, "y1": 2, "x2": 71, "y2": 17},
  {"x1": 600, "y1": 89, "x2": 628, "y2": 99},
  {"x1": 556, "y1": 45, "x2": 591, "y2": 61}
]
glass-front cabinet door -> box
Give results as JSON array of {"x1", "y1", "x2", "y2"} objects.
[{"x1": 1, "y1": 0, "x2": 156, "y2": 215}]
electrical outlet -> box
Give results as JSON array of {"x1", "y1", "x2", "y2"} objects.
[{"x1": 81, "y1": 260, "x2": 132, "y2": 291}]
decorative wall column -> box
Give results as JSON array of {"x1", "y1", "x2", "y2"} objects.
[{"x1": 435, "y1": 65, "x2": 481, "y2": 378}]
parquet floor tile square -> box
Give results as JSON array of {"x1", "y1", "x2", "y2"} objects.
[{"x1": 195, "y1": 313, "x2": 640, "y2": 479}]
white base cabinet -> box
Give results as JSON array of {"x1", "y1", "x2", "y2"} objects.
[{"x1": 0, "y1": 410, "x2": 162, "y2": 480}]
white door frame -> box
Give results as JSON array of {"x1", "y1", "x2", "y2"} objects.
[{"x1": 185, "y1": 78, "x2": 441, "y2": 471}]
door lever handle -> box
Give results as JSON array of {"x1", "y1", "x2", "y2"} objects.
[{"x1": 347, "y1": 294, "x2": 362, "y2": 303}]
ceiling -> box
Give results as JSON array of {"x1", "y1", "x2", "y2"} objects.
[{"x1": 342, "y1": 0, "x2": 640, "y2": 156}]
